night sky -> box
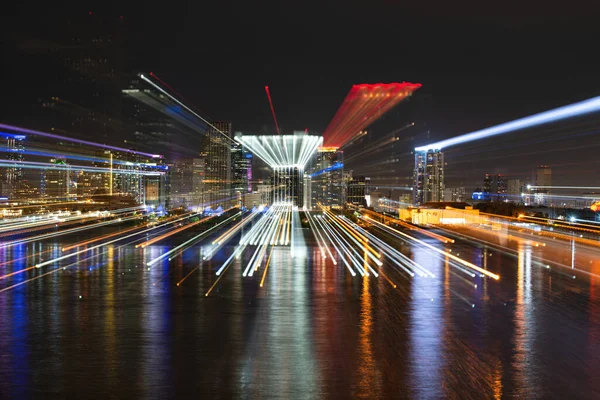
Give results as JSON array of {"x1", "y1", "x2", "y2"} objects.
[{"x1": 3, "y1": 1, "x2": 600, "y2": 187}]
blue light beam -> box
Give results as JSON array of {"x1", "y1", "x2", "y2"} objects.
[
  {"x1": 310, "y1": 162, "x2": 344, "y2": 178},
  {"x1": 415, "y1": 95, "x2": 600, "y2": 151}
]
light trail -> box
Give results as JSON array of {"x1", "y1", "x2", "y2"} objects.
[
  {"x1": 312, "y1": 214, "x2": 356, "y2": 276},
  {"x1": 517, "y1": 214, "x2": 600, "y2": 234},
  {"x1": 235, "y1": 134, "x2": 322, "y2": 169},
  {"x1": 0, "y1": 206, "x2": 145, "y2": 235},
  {"x1": 259, "y1": 246, "x2": 275, "y2": 287},
  {"x1": 416, "y1": 95, "x2": 600, "y2": 151},
  {"x1": 0, "y1": 159, "x2": 164, "y2": 176},
  {"x1": 205, "y1": 266, "x2": 229, "y2": 297},
  {"x1": 528, "y1": 185, "x2": 600, "y2": 190},
  {"x1": 147, "y1": 71, "x2": 209, "y2": 118},
  {"x1": 148, "y1": 211, "x2": 241, "y2": 266},
  {"x1": 135, "y1": 216, "x2": 213, "y2": 248},
  {"x1": 61, "y1": 212, "x2": 194, "y2": 251},
  {"x1": 324, "y1": 209, "x2": 375, "y2": 249},
  {"x1": 216, "y1": 244, "x2": 247, "y2": 276},
  {"x1": 0, "y1": 123, "x2": 161, "y2": 158},
  {"x1": 322, "y1": 211, "x2": 382, "y2": 267},
  {"x1": 317, "y1": 215, "x2": 368, "y2": 276},
  {"x1": 245, "y1": 205, "x2": 283, "y2": 277},
  {"x1": 350, "y1": 206, "x2": 454, "y2": 244},
  {"x1": 264, "y1": 86, "x2": 281, "y2": 135},
  {"x1": 0, "y1": 146, "x2": 163, "y2": 169},
  {"x1": 203, "y1": 211, "x2": 259, "y2": 260},
  {"x1": 176, "y1": 263, "x2": 202, "y2": 287},
  {"x1": 305, "y1": 211, "x2": 331, "y2": 261},
  {"x1": 0, "y1": 228, "x2": 172, "y2": 293},
  {"x1": 33, "y1": 211, "x2": 206, "y2": 269},
  {"x1": 481, "y1": 213, "x2": 600, "y2": 246},
  {"x1": 2, "y1": 215, "x2": 141, "y2": 248},
  {"x1": 350, "y1": 219, "x2": 426, "y2": 277},
  {"x1": 437, "y1": 225, "x2": 600, "y2": 281},
  {"x1": 342, "y1": 123, "x2": 414, "y2": 162},
  {"x1": 323, "y1": 83, "x2": 421, "y2": 147},
  {"x1": 138, "y1": 74, "x2": 234, "y2": 144},
  {"x1": 363, "y1": 216, "x2": 500, "y2": 280}
]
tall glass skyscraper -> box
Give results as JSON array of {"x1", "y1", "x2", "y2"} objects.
[{"x1": 413, "y1": 149, "x2": 444, "y2": 205}]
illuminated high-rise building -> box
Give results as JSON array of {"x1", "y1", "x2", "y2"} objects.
[
  {"x1": 347, "y1": 176, "x2": 370, "y2": 207},
  {"x1": 231, "y1": 142, "x2": 252, "y2": 203},
  {"x1": 1, "y1": 133, "x2": 25, "y2": 198},
  {"x1": 46, "y1": 157, "x2": 70, "y2": 198},
  {"x1": 483, "y1": 174, "x2": 507, "y2": 201},
  {"x1": 204, "y1": 122, "x2": 232, "y2": 208},
  {"x1": 310, "y1": 147, "x2": 345, "y2": 209},
  {"x1": 169, "y1": 158, "x2": 205, "y2": 210},
  {"x1": 413, "y1": 149, "x2": 444, "y2": 205},
  {"x1": 236, "y1": 133, "x2": 322, "y2": 208}
]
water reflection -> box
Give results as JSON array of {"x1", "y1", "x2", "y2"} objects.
[
  {"x1": 141, "y1": 246, "x2": 173, "y2": 398},
  {"x1": 409, "y1": 248, "x2": 444, "y2": 399},
  {"x1": 513, "y1": 243, "x2": 536, "y2": 397},
  {"x1": 0, "y1": 231, "x2": 598, "y2": 398},
  {"x1": 355, "y1": 273, "x2": 379, "y2": 398}
]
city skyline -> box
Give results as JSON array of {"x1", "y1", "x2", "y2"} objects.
[{"x1": 2, "y1": 3, "x2": 600, "y2": 399}]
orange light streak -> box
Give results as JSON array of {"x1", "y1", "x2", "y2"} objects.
[
  {"x1": 62, "y1": 223, "x2": 144, "y2": 251},
  {"x1": 260, "y1": 245, "x2": 275, "y2": 288},
  {"x1": 136, "y1": 216, "x2": 212, "y2": 248}
]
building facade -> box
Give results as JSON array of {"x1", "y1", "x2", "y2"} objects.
[
  {"x1": 1, "y1": 133, "x2": 26, "y2": 198},
  {"x1": 347, "y1": 176, "x2": 370, "y2": 207},
  {"x1": 310, "y1": 147, "x2": 345, "y2": 209},
  {"x1": 231, "y1": 143, "x2": 252, "y2": 202},
  {"x1": 413, "y1": 149, "x2": 444, "y2": 205},
  {"x1": 45, "y1": 158, "x2": 70, "y2": 198},
  {"x1": 483, "y1": 174, "x2": 507, "y2": 201},
  {"x1": 204, "y1": 122, "x2": 232, "y2": 209},
  {"x1": 443, "y1": 187, "x2": 466, "y2": 203},
  {"x1": 169, "y1": 158, "x2": 205, "y2": 209}
]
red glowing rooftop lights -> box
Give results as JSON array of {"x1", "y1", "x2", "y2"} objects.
[{"x1": 323, "y1": 82, "x2": 421, "y2": 147}]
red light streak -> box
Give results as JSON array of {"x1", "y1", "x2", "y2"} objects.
[
  {"x1": 323, "y1": 82, "x2": 421, "y2": 147},
  {"x1": 264, "y1": 86, "x2": 281, "y2": 135}
]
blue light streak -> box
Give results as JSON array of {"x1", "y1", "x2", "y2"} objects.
[
  {"x1": 0, "y1": 132, "x2": 26, "y2": 140},
  {"x1": 415, "y1": 95, "x2": 600, "y2": 151},
  {"x1": 310, "y1": 162, "x2": 343, "y2": 178}
]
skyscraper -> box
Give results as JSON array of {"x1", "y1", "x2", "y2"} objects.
[
  {"x1": 310, "y1": 147, "x2": 345, "y2": 209},
  {"x1": 534, "y1": 165, "x2": 552, "y2": 205},
  {"x1": 443, "y1": 187, "x2": 466, "y2": 202},
  {"x1": 347, "y1": 176, "x2": 370, "y2": 207},
  {"x1": 231, "y1": 143, "x2": 252, "y2": 203},
  {"x1": 204, "y1": 122, "x2": 232, "y2": 208},
  {"x1": 483, "y1": 174, "x2": 507, "y2": 201},
  {"x1": 1, "y1": 133, "x2": 25, "y2": 198},
  {"x1": 169, "y1": 158, "x2": 205, "y2": 209},
  {"x1": 413, "y1": 149, "x2": 444, "y2": 205},
  {"x1": 45, "y1": 157, "x2": 70, "y2": 198},
  {"x1": 507, "y1": 179, "x2": 524, "y2": 203},
  {"x1": 536, "y1": 165, "x2": 552, "y2": 188}
]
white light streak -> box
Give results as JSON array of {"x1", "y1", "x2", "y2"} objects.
[
  {"x1": 236, "y1": 134, "x2": 322, "y2": 169},
  {"x1": 416, "y1": 95, "x2": 600, "y2": 151}
]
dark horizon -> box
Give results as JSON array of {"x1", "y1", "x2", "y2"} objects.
[{"x1": 4, "y1": 2, "x2": 600, "y2": 134}]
